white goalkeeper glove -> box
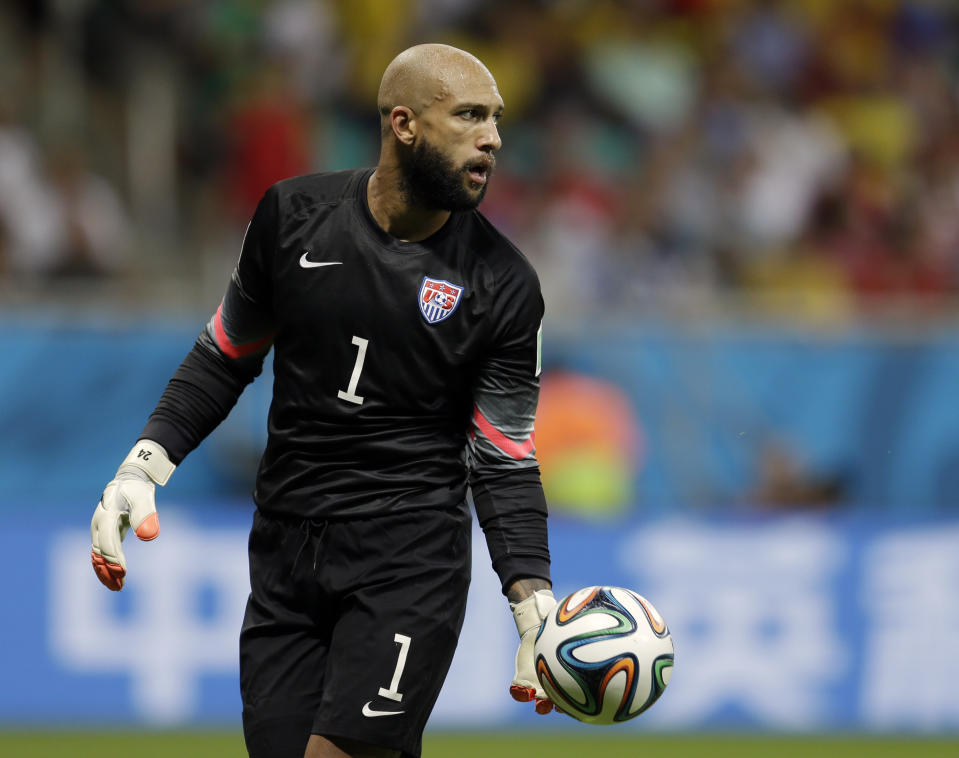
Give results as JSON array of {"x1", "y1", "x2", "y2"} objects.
[
  {"x1": 90, "y1": 440, "x2": 175, "y2": 591},
  {"x1": 510, "y1": 588, "x2": 556, "y2": 714}
]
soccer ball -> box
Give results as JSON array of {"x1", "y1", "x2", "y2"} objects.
[{"x1": 534, "y1": 586, "x2": 674, "y2": 725}]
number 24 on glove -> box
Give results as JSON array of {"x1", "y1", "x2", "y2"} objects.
[{"x1": 90, "y1": 440, "x2": 175, "y2": 591}]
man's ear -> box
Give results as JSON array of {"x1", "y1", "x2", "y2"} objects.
[{"x1": 390, "y1": 106, "x2": 416, "y2": 145}]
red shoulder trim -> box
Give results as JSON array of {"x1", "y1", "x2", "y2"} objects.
[
  {"x1": 212, "y1": 304, "x2": 272, "y2": 358},
  {"x1": 472, "y1": 404, "x2": 535, "y2": 460}
]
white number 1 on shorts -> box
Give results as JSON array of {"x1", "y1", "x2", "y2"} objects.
[{"x1": 378, "y1": 633, "x2": 412, "y2": 702}]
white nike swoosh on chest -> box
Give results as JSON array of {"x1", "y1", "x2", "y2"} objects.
[
  {"x1": 362, "y1": 701, "x2": 405, "y2": 718},
  {"x1": 299, "y1": 253, "x2": 343, "y2": 268}
]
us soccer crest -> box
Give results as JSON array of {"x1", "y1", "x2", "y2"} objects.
[{"x1": 419, "y1": 276, "x2": 464, "y2": 324}]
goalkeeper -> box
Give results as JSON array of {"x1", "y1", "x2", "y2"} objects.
[{"x1": 90, "y1": 43, "x2": 554, "y2": 758}]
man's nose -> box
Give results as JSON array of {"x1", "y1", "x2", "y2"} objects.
[{"x1": 478, "y1": 120, "x2": 502, "y2": 152}]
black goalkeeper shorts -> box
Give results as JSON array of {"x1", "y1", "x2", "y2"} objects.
[{"x1": 239, "y1": 503, "x2": 472, "y2": 758}]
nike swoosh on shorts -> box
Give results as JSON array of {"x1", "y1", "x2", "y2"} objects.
[{"x1": 362, "y1": 701, "x2": 405, "y2": 718}]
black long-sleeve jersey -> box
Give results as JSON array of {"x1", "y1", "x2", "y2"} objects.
[{"x1": 141, "y1": 168, "x2": 550, "y2": 588}]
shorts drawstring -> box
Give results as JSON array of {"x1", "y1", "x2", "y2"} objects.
[
  {"x1": 312, "y1": 519, "x2": 328, "y2": 572},
  {"x1": 290, "y1": 518, "x2": 329, "y2": 576}
]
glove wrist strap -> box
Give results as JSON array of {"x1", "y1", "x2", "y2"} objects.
[
  {"x1": 120, "y1": 440, "x2": 176, "y2": 486},
  {"x1": 511, "y1": 589, "x2": 555, "y2": 637}
]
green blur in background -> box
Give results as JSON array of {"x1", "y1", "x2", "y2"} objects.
[{"x1": 2, "y1": 732, "x2": 959, "y2": 758}]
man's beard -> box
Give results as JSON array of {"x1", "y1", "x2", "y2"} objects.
[{"x1": 400, "y1": 138, "x2": 492, "y2": 211}]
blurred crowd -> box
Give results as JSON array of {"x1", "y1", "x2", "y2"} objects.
[{"x1": 1, "y1": 0, "x2": 958, "y2": 322}]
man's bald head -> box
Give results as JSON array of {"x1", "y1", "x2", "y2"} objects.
[
  {"x1": 377, "y1": 44, "x2": 498, "y2": 120},
  {"x1": 371, "y1": 44, "x2": 504, "y2": 216}
]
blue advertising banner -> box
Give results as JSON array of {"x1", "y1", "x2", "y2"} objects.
[
  {"x1": 3, "y1": 320, "x2": 958, "y2": 733},
  {"x1": 5, "y1": 322, "x2": 959, "y2": 517},
  {"x1": 3, "y1": 505, "x2": 957, "y2": 733}
]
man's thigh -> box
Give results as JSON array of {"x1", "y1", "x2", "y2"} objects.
[
  {"x1": 240, "y1": 511, "x2": 332, "y2": 757},
  {"x1": 314, "y1": 506, "x2": 472, "y2": 757},
  {"x1": 240, "y1": 506, "x2": 472, "y2": 758}
]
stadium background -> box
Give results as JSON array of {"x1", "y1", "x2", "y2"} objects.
[{"x1": 2, "y1": 0, "x2": 959, "y2": 754}]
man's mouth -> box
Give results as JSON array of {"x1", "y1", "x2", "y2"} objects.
[{"x1": 466, "y1": 159, "x2": 494, "y2": 186}]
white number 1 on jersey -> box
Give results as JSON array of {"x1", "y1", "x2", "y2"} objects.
[{"x1": 337, "y1": 335, "x2": 368, "y2": 405}]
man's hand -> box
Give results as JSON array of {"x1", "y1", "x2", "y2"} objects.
[
  {"x1": 508, "y1": 581, "x2": 556, "y2": 714},
  {"x1": 90, "y1": 440, "x2": 175, "y2": 591}
]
